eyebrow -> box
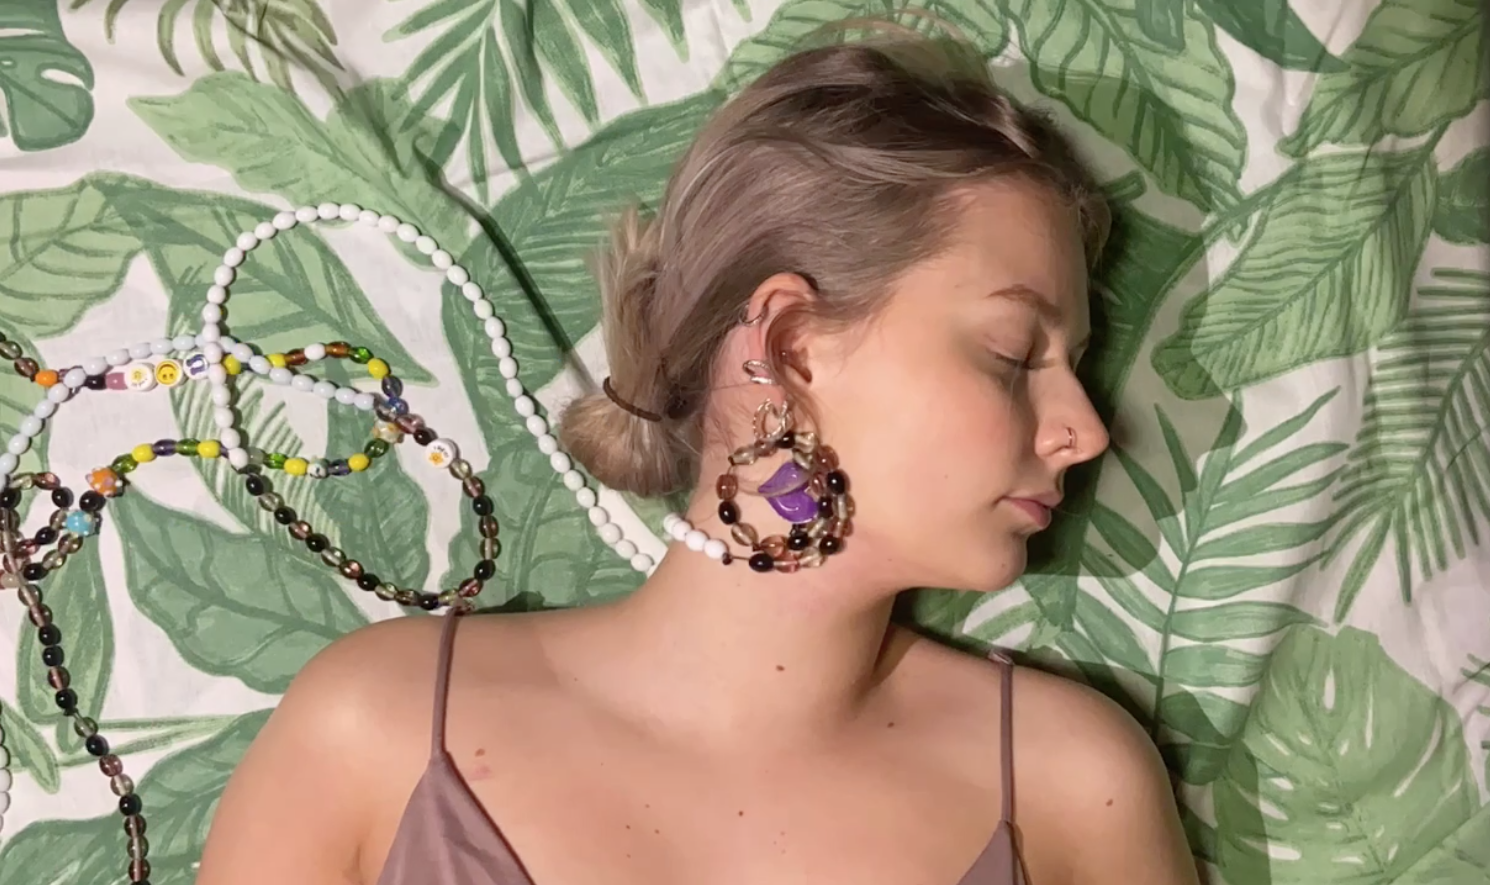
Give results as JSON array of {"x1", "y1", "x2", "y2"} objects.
[{"x1": 986, "y1": 284, "x2": 1065, "y2": 324}]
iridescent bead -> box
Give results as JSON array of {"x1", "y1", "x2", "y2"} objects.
[
  {"x1": 375, "y1": 583, "x2": 397, "y2": 601},
  {"x1": 448, "y1": 458, "x2": 473, "y2": 480},
  {"x1": 394, "y1": 588, "x2": 418, "y2": 606},
  {"x1": 473, "y1": 559, "x2": 495, "y2": 581},
  {"x1": 319, "y1": 547, "x2": 345, "y2": 568},
  {"x1": 480, "y1": 537, "x2": 500, "y2": 560},
  {"x1": 30, "y1": 605, "x2": 54, "y2": 627},
  {"x1": 72, "y1": 715, "x2": 98, "y2": 738},
  {"x1": 17, "y1": 583, "x2": 39, "y2": 607},
  {"x1": 86, "y1": 734, "x2": 110, "y2": 757},
  {"x1": 478, "y1": 515, "x2": 499, "y2": 538},
  {"x1": 819, "y1": 535, "x2": 842, "y2": 555},
  {"x1": 285, "y1": 350, "x2": 307, "y2": 367},
  {"x1": 761, "y1": 535, "x2": 787, "y2": 558},
  {"x1": 395, "y1": 414, "x2": 426, "y2": 434},
  {"x1": 0, "y1": 340, "x2": 21, "y2": 360},
  {"x1": 798, "y1": 547, "x2": 825, "y2": 568},
  {"x1": 34, "y1": 472, "x2": 59, "y2": 491},
  {"x1": 49, "y1": 508, "x2": 67, "y2": 529},
  {"x1": 365, "y1": 438, "x2": 390, "y2": 458},
  {"x1": 129, "y1": 835, "x2": 149, "y2": 861},
  {"x1": 257, "y1": 492, "x2": 283, "y2": 511},
  {"x1": 129, "y1": 858, "x2": 149, "y2": 881},
  {"x1": 124, "y1": 815, "x2": 145, "y2": 838},
  {"x1": 774, "y1": 557, "x2": 800, "y2": 574},
  {"x1": 41, "y1": 549, "x2": 66, "y2": 570},
  {"x1": 748, "y1": 552, "x2": 774, "y2": 573},
  {"x1": 716, "y1": 475, "x2": 737, "y2": 500},
  {"x1": 383, "y1": 396, "x2": 409, "y2": 417},
  {"x1": 13, "y1": 357, "x2": 38, "y2": 379}
]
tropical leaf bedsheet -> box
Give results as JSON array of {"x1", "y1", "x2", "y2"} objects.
[{"x1": 0, "y1": 0, "x2": 1486, "y2": 883}]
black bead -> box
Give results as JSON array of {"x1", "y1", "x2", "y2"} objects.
[
  {"x1": 23, "y1": 563, "x2": 47, "y2": 581},
  {"x1": 748, "y1": 552, "x2": 774, "y2": 573},
  {"x1": 119, "y1": 794, "x2": 142, "y2": 816},
  {"x1": 819, "y1": 535, "x2": 842, "y2": 555},
  {"x1": 305, "y1": 534, "x2": 328, "y2": 553},
  {"x1": 51, "y1": 488, "x2": 73, "y2": 509},
  {"x1": 55, "y1": 688, "x2": 78, "y2": 711},
  {"x1": 419, "y1": 594, "x2": 440, "y2": 611},
  {"x1": 356, "y1": 573, "x2": 379, "y2": 591},
  {"x1": 84, "y1": 374, "x2": 107, "y2": 390},
  {"x1": 826, "y1": 471, "x2": 848, "y2": 495},
  {"x1": 816, "y1": 497, "x2": 834, "y2": 519},
  {"x1": 244, "y1": 475, "x2": 267, "y2": 497},
  {"x1": 85, "y1": 734, "x2": 110, "y2": 757},
  {"x1": 777, "y1": 431, "x2": 795, "y2": 449},
  {"x1": 35, "y1": 526, "x2": 57, "y2": 545},
  {"x1": 413, "y1": 428, "x2": 436, "y2": 446},
  {"x1": 471, "y1": 495, "x2": 493, "y2": 517},
  {"x1": 42, "y1": 645, "x2": 64, "y2": 666},
  {"x1": 0, "y1": 488, "x2": 18, "y2": 508},
  {"x1": 38, "y1": 624, "x2": 61, "y2": 646},
  {"x1": 473, "y1": 559, "x2": 495, "y2": 581},
  {"x1": 80, "y1": 491, "x2": 105, "y2": 512},
  {"x1": 273, "y1": 507, "x2": 295, "y2": 525},
  {"x1": 788, "y1": 529, "x2": 811, "y2": 551},
  {"x1": 718, "y1": 500, "x2": 739, "y2": 525}
]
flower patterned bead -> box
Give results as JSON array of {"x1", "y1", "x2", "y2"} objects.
[
  {"x1": 88, "y1": 468, "x2": 122, "y2": 497},
  {"x1": 65, "y1": 511, "x2": 99, "y2": 536}
]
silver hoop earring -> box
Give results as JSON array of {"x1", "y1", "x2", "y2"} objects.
[
  {"x1": 741, "y1": 304, "x2": 769, "y2": 327},
  {"x1": 743, "y1": 359, "x2": 775, "y2": 385}
]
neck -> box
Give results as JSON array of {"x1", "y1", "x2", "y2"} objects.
[{"x1": 571, "y1": 520, "x2": 907, "y2": 750}]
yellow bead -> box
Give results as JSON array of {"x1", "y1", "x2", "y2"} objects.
[
  {"x1": 268, "y1": 353, "x2": 287, "y2": 369},
  {"x1": 131, "y1": 444, "x2": 156, "y2": 464},
  {"x1": 348, "y1": 453, "x2": 371, "y2": 472},
  {"x1": 222, "y1": 355, "x2": 242, "y2": 376},
  {"x1": 197, "y1": 440, "x2": 221, "y2": 459},
  {"x1": 366, "y1": 358, "x2": 389, "y2": 379},
  {"x1": 283, "y1": 457, "x2": 308, "y2": 476}
]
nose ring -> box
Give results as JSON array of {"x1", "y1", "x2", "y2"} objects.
[{"x1": 1065, "y1": 427, "x2": 1076, "y2": 450}]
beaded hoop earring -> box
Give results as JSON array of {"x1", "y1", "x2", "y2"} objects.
[{"x1": 714, "y1": 391, "x2": 853, "y2": 573}]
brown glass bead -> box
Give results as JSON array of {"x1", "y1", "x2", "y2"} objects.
[
  {"x1": 34, "y1": 471, "x2": 59, "y2": 490},
  {"x1": 395, "y1": 414, "x2": 426, "y2": 433},
  {"x1": 60, "y1": 534, "x2": 83, "y2": 554},
  {"x1": 463, "y1": 477, "x2": 485, "y2": 498},
  {"x1": 0, "y1": 341, "x2": 21, "y2": 361},
  {"x1": 320, "y1": 547, "x2": 346, "y2": 568},
  {"x1": 792, "y1": 431, "x2": 818, "y2": 453},
  {"x1": 479, "y1": 515, "x2": 499, "y2": 538},
  {"x1": 339, "y1": 560, "x2": 364, "y2": 579},
  {"x1": 448, "y1": 458, "x2": 474, "y2": 480},
  {"x1": 815, "y1": 446, "x2": 839, "y2": 471},
  {"x1": 761, "y1": 535, "x2": 787, "y2": 558},
  {"x1": 799, "y1": 547, "x2": 825, "y2": 568},
  {"x1": 289, "y1": 521, "x2": 312, "y2": 540},
  {"x1": 808, "y1": 474, "x2": 826, "y2": 497},
  {"x1": 394, "y1": 589, "x2": 419, "y2": 606},
  {"x1": 17, "y1": 584, "x2": 40, "y2": 607},
  {"x1": 458, "y1": 578, "x2": 482, "y2": 598},
  {"x1": 792, "y1": 449, "x2": 816, "y2": 470},
  {"x1": 285, "y1": 350, "x2": 307, "y2": 367},
  {"x1": 111, "y1": 774, "x2": 135, "y2": 796},
  {"x1": 50, "y1": 508, "x2": 68, "y2": 529},
  {"x1": 730, "y1": 523, "x2": 759, "y2": 548},
  {"x1": 28, "y1": 604, "x2": 52, "y2": 627},
  {"x1": 99, "y1": 754, "x2": 124, "y2": 777},
  {"x1": 716, "y1": 474, "x2": 737, "y2": 500},
  {"x1": 374, "y1": 583, "x2": 398, "y2": 601},
  {"x1": 13, "y1": 357, "x2": 38, "y2": 379},
  {"x1": 326, "y1": 341, "x2": 351, "y2": 358},
  {"x1": 774, "y1": 557, "x2": 800, "y2": 574},
  {"x1": 123, "y1": 814, "x2": 146, "y2": 838},
  {"x1": 9, "y1": 473, "x2": 33, "y2": 489},
  {"x1": 131, "y1": 859, "x2": 150, "y2": 882},
  {"x1": 42, "y1": 549, "x2": 66, "y2": 570},
  {"x1": 829, "y1": 518, "x2": 854, "y2": 538},
  {"x1": 47, "y1": 666, "x2": 69, "y2": 691},
  {"x1": 481, "y1": 537, "x2": 500, "y2": 560},
  {"x1": 728, "y1": 446, "x2": 758, "y2": 467},
  {"x1": 72, "y1": 715, "x2": 98, "y2": 738},
  {"x1": 129, "y1": 835, "x2": 149, "y2": 861},
  {"x1": 19, "y1": 538, "x2": 39, "y2": 557}
]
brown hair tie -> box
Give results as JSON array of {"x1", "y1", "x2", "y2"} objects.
[{"x1": 603, "y1": 376, "x2": 663, "y2": 423}]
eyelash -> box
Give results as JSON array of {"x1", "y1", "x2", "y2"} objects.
[{"x1": 992, "y1": 351, "x2": 1039, "y2": 373}]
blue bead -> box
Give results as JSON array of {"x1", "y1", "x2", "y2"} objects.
[
  {"x1": 152, "y1": 439, "x2": 176, "y2": 457},
  {"x1": 65, "y1": 510, "x2": 99, "y2": 536},
  {"x1": 381, "y1": 376, "x2": 403, "y2": 398},
  {"x1": 384, "y1": 396, "x2": 409, "y2": 417}
]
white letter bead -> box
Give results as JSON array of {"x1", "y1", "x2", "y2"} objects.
[
  {"x1": 576, "y1": 488, "x2": 597, "y2": 508},
  {"x1": 272, "y1": 212, "x2": 296, "y2": 230},
  {"x1": 447, "y1": 266, "x2": 469, "y2": 286},
  {"x1": 562, "y1": 469, "x2": 584, "y2": 491},
  {"x1": 684, "y1": 530, "x2": 707, "y2": 552},
  {"x1": 431, "y1": 250, "x2": 453, "y2": 269},
  {"x1": 525, "y1": 415, "x2": 547, "y2": 436},
  {"x1": 599, "y1": 523, "x2": 622, "y2": 544},
  {"x1": 213, "y1": 265, "x2": 235, "y2": 286},
  {"x1": 587, "y1": 507, "x2": 610, "y2": 527},
  {"x1": 615, "y1": 540, "x2": 638, "y2": 559},
  {"x1": 237, "y1": 232, "x2": 258, "y2": 250}
]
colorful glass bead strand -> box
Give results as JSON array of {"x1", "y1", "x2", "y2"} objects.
[{"x1": 201, "y1": 204, "x2": 659, "y2": 573}]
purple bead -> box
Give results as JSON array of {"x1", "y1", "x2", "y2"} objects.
[
  {"x1": 768, "y1": 489, "x2": 818, "y2": 523},
  {"x1": 152, "y1": 440, "x2": 176, "y2": 457},
  {"x1": 381, "y1": 376, "x2": 403, "y2": 398},
  {"x1": 758, "y1": 461, "x2": 809, "y2": 498}
]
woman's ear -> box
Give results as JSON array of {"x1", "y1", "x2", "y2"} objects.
[{"x1": 744, "y1": 272, "x2": 818, "y2": 386}]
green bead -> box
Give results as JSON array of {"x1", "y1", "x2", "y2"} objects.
[
  {"x1": 350, "y1": 346, "x2": 373, "y2": 364},
  {"x1": 111, "y1": 454, "x2": 137, "y2": 475},
  {"x1": 265, "y1": 452, "x2": 288, "y2": 469},
  {"x1": 365, "y1": 438, "x2": 390, "y2": 458},
  {"x1": 176, "y1": 438, "x2": 199, "y2": 456}
]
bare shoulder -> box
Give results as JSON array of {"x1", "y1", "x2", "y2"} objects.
[
  {"x1": 197, "y1": 613, "x2": 545, "y2": 885},
  {"x1": 1006, "y1": 664, "x2": 1200, "y2": 885}
]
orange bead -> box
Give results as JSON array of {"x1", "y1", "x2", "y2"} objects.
[{"x1": 34, "y1": 369, "x2": 58, "y2": 387}]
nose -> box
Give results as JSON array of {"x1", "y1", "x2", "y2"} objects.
[{"x1": 1037, "y1": 378, "x2": 1108, "y2": 465}]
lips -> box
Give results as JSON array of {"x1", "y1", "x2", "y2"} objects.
[{"x1": 1004, "y1": 497, "x2": 1052, "y2": 529}]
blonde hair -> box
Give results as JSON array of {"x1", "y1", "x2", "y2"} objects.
[{"x1": 560, "y1": 36, "x2": 1109, "y2": 497}]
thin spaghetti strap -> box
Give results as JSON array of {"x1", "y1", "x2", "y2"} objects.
[
  {"x1": 998, "y1": 655, "x2": 1014, "y2": 823},
  {"x1": 429, "y1": 611, "x2": 464, "y2": 759}
]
